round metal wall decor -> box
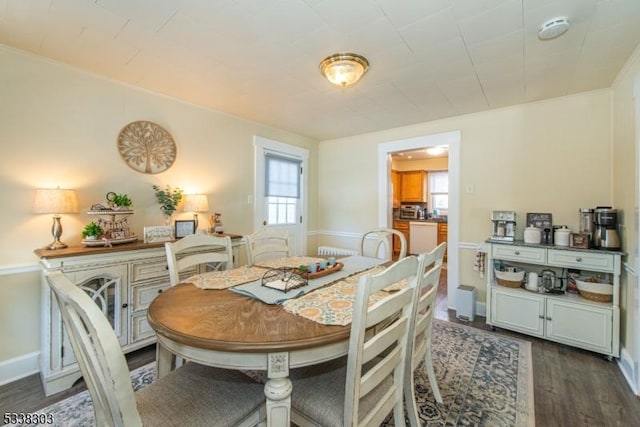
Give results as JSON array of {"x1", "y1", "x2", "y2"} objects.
[{"x1": 117, "y1": 121, "x2": 177, "y2": 174}]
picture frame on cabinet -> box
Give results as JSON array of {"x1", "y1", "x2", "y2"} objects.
[
  {"x1": 174, "y1": 220, "x2": 196, "y2": 239},
  {"x1": 143, "y1": 225, "x2": 173, "y2": 243}
]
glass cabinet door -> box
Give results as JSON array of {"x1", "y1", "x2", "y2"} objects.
[{"x1": 59, "y1": 265, "x2": 128, "y2": 368}]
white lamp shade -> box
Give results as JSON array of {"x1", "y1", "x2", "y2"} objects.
[
  {"x1": 33, "y1": 188, "x2": 79, "y2": 214},
  {"x1": 182, "y1": 194, "x2": 210, "y2": 213}
]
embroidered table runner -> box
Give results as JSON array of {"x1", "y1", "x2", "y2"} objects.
[
  {"x1": 254, "y1": 256, "x2": 324, "y2": 269},
  {"x1": 230, "y1": 256, "x2": 387, "y2": 305},
  {"x1": 281, "y1": 265, "x2": 388, "y2": 325},
  {"x1": 187, "y1": 266, "x2": 269, "y2": 290},
  {"x1": 282, "y1": 268, "x2": 410, "y2": 326}
]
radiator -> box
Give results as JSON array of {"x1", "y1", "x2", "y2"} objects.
[{"x1": 317, "y1": 246, "x2": 358, "y2": 256}]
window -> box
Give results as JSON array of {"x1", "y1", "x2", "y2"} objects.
[
  {"x1": 429, "y1": 171, "x2": 448, "y2": 214},
  {"x1": 265, "y1": 153, "x2": 301, "y2": 225}
]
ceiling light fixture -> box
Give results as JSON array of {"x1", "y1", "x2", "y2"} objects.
[
  {"x1": 320, "y1": 53, "x2": 369, "y2": 87},
  {"x1": 538, "y1": 17, "x2": 570, "y2": 40}
]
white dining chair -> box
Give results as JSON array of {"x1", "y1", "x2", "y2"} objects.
[
  {"x1": 165, "y1": 233, "x2": 233, "y2": 286},
  {"x1": 360, "y1": 227, "x2": 407, "y2": 261},
  {"x1": 245, "y1": 228, "x2": 291, "y2": 266},
  {"x1": 406, "y1": 242, "x2": 447, "y2": 427},
  {"x1": 45, "y1": 270, "x2": 266, "y2": 427},
  {"x1": 289, "y1": 254, "x2": 426, "y2": 427}
]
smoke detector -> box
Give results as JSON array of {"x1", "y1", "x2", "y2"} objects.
[{"x1": 538, "y1": 17, "x2": 570, "y2": 40}]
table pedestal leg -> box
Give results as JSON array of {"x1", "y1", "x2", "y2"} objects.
[
  {"x1": 265, "y1": 352, "x2": 292, "y2": 427},
  {"x1": 155, "y1": 340, "x2": 174, "y2": 379},
  {"x1": 264, "y1": 377, "x2": 292, "y2": 427}
]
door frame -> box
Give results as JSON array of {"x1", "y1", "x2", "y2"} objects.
[
  {"x1": 633, "y1": 72, "x2": 640, "y2": 393},
  {"x1": 253, "y1": 136, "x2": 308, "y2": 256},
  {"x1": 377, "y1": 130, "x2": 461, "y2": 310}
]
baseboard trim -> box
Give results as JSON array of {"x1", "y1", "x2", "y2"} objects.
[
  {"x1": 0, "y1": 351, "x2": 40, "y2": 386},
  {"x1": 618, "y1": 346, "x2": 639, "y2": 395}
]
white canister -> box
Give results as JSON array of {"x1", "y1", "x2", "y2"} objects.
[
  {"x1": 524, "y1": 226, "x2": 541, "y2": 244},
  {"x1": 526, "y1": 272, "x2": 539, "y2": 291},
  {"x1": 554, "y1": 227, "x2": 571, "y2": 246}
]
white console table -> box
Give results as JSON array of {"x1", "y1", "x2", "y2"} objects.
[
  {"x1": 485, "y1": 240, "x2": 623, "y2": 359},
  {"x1": 35, "y1": 234, "x2": 244, "y2": 396}
]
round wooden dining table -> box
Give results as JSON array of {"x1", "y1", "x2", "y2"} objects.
[{"x1": 147, "y1": 283, "x2": 351, "y2": 427}]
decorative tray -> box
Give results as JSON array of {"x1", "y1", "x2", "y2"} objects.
[
  {"x1": 81, "y1": 235, "x2": 138, "y2": 247},
  {"x1": 261, "y1": 268, "x2": 308, "y2": 293},
  {"x1": 301, "y1": 262, "x2": 344, "y2": 279}
]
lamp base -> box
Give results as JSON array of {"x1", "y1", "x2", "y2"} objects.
[{"x1": 46, "y1": 240, "x2": 68, "y2": 250}]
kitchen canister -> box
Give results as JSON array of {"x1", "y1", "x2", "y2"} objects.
[
  {"x1": 554, "y1": 226, "x2": 571, "y2": 246},
  {"x1": 526, "y1": 271, "x2": 539, "y2": 291},
  {"x1": 524, "y1": 226, "x2": 541, "y2": 244}
]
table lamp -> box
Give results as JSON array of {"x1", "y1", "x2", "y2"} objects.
[
  {"x1": 33, "y1": 187, "x2": 79, "y2": 249},
  {"x1": 182, "y1": 194, "x2": 209, "y2": 230}
]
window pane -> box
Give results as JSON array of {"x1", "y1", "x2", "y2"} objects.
[
  {"x1": 430, "y1": 171, "x2": 448, "y2": 192},
  {"x1": 287, "y1": 204, "x2": 296, "y2": 223},
  {"x1": 267, "y1": 196, "x2": 297, "y2": 225},
  {"x1": 433, "y1": 194, "x2": 448, "y2": 210}
]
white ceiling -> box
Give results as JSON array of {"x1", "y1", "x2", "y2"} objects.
[{"x1": 2, "y1": 0, "x2": 639, "y2": 140}]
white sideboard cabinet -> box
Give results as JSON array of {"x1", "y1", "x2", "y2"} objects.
[
  {"x1": 35, "y1": 235, "x2": 243, "y2": 396},
  {"x1": 486, "y1": 241, "x2": 622, "y2": 359}
]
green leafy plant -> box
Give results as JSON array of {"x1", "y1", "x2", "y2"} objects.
[
  {"x1": 82, "y1": 221, "x2": 103, "y2": 238},
  {"x1": 152, "y1": 184, "x2": 184, "y2": 217},
  {"x1": 106, "y1": 192, "x2": 132, "y2": 208}
]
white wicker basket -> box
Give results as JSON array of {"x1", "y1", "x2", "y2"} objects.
[{"x1": 494, "y1": 269, "x2": 525, "y2": 288}]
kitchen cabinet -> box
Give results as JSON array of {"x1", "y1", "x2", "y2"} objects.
[
  {"x1": 400, "y1": 170, "x2": 426, "y2": 202},
  {"x1": 486, "y1": 241, "x2": 621, "y2": 358},
  {"x1": 437, "y1": 222, "x2": 448, "y2": 262},
  {"x1": 391, "y1": 169, "x2": 401, "y2": 209},
  {"x1": 35, "y1": 236, "x2": 243, "y2": 395},
  {"x1": 393, "y1": 220, "x2": 409, "y2": 257}
]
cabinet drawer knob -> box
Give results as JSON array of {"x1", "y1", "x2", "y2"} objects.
[
  {"x1": 538, "y1": 315, "x2": 544, "y2": 319},
  {"x1": 158, "y1": 289, "x2": 163, "y2": 294},
  {"x1": 575, "y1": 257, "x2": 582, "y2": 262},
  {"x1": 514, "y1": 251, "x2": 520, "y2": 255},
  {"x1": 122, "y1": 303, "x2": 128, "y2": 309},
  {"x1": 546, "y1": 316, "x2": 552, "y2": 321}
]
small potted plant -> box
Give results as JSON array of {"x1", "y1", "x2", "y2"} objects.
[
  {"x1": 82, "y1": 221, "x2": 103, "y2": 240},
  {"x1": 106, "y1": 192, "x2": 133, "y2": 210},
  {"x1": 152, "y1": 184, "x2": 184, "y2": 220}
]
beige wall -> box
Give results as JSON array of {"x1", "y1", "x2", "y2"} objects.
[
  {"x1": 611, "y1": 47, "x2": 640, "y2": 374},
  {"x1": 318, "y1": 90, "x2": 612, "y2": 251},
  {"x1": 0, "y1": 46, "x2": 318, "y2": 364}
]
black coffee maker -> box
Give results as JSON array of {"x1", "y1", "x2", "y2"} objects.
[{"x1": 594, "y1": 207, "x2": 621, "y2": 250}]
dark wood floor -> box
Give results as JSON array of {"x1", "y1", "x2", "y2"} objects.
[{"x1": 2, "y1": 271, "x2": 639, "y2": 426}]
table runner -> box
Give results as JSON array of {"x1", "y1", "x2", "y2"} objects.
[
  {"x1": 186, "y1": 266, "x2": 269, "y2": 289},
  {"x1": 230, "y1": 256, "x2": 387, "y2": 304},
  {"x1": 281, "y1": 265, "x2": 389, "y2": 325},
  {"x1": 254, "y1": 256, "x2": 325, "y2": 269}
]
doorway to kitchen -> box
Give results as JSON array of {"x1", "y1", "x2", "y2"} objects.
[{"x1": 377, "y1": 131, "x2": 460, "y2": 310}]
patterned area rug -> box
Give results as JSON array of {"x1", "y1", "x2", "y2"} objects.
[{"x1": 13, "y1": 320, "x2": 533, "y2": 426}]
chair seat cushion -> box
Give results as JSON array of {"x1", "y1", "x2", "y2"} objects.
[
  {"x1": 136, "y1": 362, "x2": 265, "y2": 427},
  {"x1": 290, "y1": 358, "x2": 392, "y2": 427}
]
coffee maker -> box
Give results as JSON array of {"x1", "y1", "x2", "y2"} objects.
[
  {"x1": 594, "y1": 207, "x2": 621, "y2": 250},
  {"x1": 491, "y1": 210, "x2": 516, "y2": 242}
]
